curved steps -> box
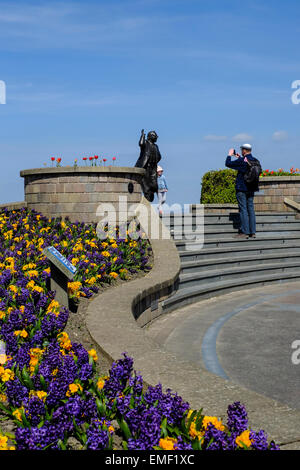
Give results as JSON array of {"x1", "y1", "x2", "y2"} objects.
[{"x1": 162, "y1": 211, "x2": 300, "y2": 313}]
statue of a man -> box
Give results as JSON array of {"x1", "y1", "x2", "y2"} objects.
[{"x1": 135, "y1": 129, "x2": 162, "y2": 202}]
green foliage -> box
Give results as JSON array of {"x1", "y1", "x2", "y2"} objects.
[{"x1": 200, "y1": 169, "x2": 237, "y2": 204}]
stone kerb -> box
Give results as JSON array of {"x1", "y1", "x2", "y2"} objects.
[
  {"x1": 0, "y1": 201, "x2": 27, "y2": 211},
  {"x1": 86, "y1": 197, "x2": 300, "y2": 448},
  {"x1": 20, "y1": 166, "x2": 145, "y2": 224}
]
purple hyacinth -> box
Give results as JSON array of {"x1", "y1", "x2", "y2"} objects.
[
  {"x1": 249, "y1": 430, "x2": 270, "y2": 450},
  {"x1": 144, "y1": 384, "x2": 189, "y2": 427},
  {"x1": 227, "y1": 401, "x2": 248, "y2": 435},
  {"x1": 203, "y1": 423, "x2": 229, "y2": 450},
  {"x1": 15, "y1": 422, "x2": 65, "y2": 450},
  {"x1": 126, "y1": 407, "x2": 162, "y2": 450},
  {"x1": 86, "y1": 418, "x2": 111, "y2": 450}
]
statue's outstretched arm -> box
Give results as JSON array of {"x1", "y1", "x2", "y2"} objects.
[{"x1": 139, "y1": 129, "x2": 146, "y2": 147}]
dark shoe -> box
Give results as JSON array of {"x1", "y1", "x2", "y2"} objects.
[
  {"x1": 233, "y1": 233, "x2": 248, "y2": 239},
  {"x1": 248, "y1": 234, "x2": 256, "y2": 239}
]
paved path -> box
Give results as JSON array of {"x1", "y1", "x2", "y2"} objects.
[{"x1": 145, "y1": 281, "x2": 300, "y2": 411}]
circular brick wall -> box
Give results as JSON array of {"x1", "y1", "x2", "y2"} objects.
[
  {"x1": 255, "y1": 176, "x2": 300, "y2": 212},
  {"x1": 20, "y1": 166, "x2": 145, "y2": 223}
]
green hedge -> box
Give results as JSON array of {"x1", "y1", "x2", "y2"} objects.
[{"x1": 200, "y1": 169, "x2": 237, "y2": 204}]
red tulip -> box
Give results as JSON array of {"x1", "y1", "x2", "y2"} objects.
[
  {"x1": 89, "y1": 156, "x2": 93, "y2": 161},
  {"x1": 57, "y1": 158, "x2": 61, "y2": 162},
  {"x1": 83, "y1": 157, "x2": 87, "y2": 161},
  {"x1": 51, "y1": 157, "x2": 55, "y2": 161},
  {"x1": 112, "y1": 157, "x2": 116, "y2": 161},
  {"x1": 94, "y1": 155, "x2": 98, "y2": 160},
  {"x1": 103, "y1": 158, "x2": 107, "y2": 162}
]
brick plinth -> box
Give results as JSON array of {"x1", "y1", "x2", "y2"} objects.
[{"x1": 20, "y1": 166, "x2": 145, "y2": 223}]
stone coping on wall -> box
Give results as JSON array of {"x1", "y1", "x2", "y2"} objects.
[
  {"x1": 86, "y1": 197, "x2": 300, "y2": 449},
  {"x1": 260, "y1": 176, "x2": 300, "y2": 182},
  {"x1": 20, "y1": 166, "x2": 145, "y2": 177},
  {"x1": 285, "y1": 198, "x2": 300, "y2": 219}
]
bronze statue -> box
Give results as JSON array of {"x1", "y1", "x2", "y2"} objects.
[{"x1": 135, "y1": 129, "x2": 162, "y2": 202}]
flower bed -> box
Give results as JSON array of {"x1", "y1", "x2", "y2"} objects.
[
  {"x1": 0, "y1": 207, "x2": 279, "y2": 450},
  {"x1": 261, "y1": 167, "x2": 300, "y2": 177}
]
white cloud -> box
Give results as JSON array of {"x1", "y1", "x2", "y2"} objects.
[
  {"x1": 272, "y1": 130, "x2": 288, "y2": 141},
  {"x1": 232, "y1": 133, "x2": 253, "y2": 142},
  {"x1": 203, "y1": 135, "x2": 228, "y2": 142}
]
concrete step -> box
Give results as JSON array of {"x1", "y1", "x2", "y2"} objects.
[
  {"x1": 178, "y1": 243, "x2": 300, "y2": 262},
  {"x1": 178, "y1": 261, "x2": 300, "y2": 290},
  {"x1": 180, "y1": 252, "x2": 300, "y2": 274},
  {"x1": 162, "y1": 271, "x2": 300, "y2": 313},
  {"x1": 164, "y1": 218, "x2": 299, "y2": 232},
  {"x1": 167, "y1": 220, "x2": 300, "y2": 230},
  {"x1": 162, "y1": 212, "x2": 298, "y2": 227},
  {"x1": 175, "y1": 234, "x2": 300, "y2": 251},
  {"x1": 171, "y1": 225, "x2": 300, "y2": 240}
]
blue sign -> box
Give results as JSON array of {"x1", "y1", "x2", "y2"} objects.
[{"x1": 45, "y1": 246, "x2": 77, "y2": 275}]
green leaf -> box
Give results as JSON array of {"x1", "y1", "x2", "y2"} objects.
[
  {"x1": 187, "y1": 410, "x2": 197, "y2": 431},
  {"x1": 118, "y1": 418, "x2": 132, "y2": 441},
  {"x1": 96, "y1": 398, "x2": 106, "y2": 416},
  {"x1": 21, "y1": 366, "x2": 34, "y2": 389},
  {"x1": 20, "y1": 409, "x2": 31, "y2": 428},
  {"x1": 195, "y1": 412, "x2": 204, "y2": 432},
  {"x1": 39, "y1": 374, "x2": 48, "y2": 391},
  {"x1": 160, "y1": 417, "x2": 167, "y2": 438}
]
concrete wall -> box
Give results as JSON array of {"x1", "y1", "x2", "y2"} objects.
[{"x1": 20, "y1": 166, "x2": 145, "y2": 223}]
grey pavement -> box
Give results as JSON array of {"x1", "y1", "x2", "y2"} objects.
[{"x1": 145, "y1": 281, "x2": 300, "y2": 411}]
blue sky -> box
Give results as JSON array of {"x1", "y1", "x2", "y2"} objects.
[{"x1": 0, "y1": 0, "x2": 300, "y2": 207}]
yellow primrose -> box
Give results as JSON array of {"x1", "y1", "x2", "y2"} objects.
[
  {"x1": 0, "y1": 367, "x2": 15, "y2": 382},
  {"x1": 159, "y1": 437, "x2": 178, "y2": 450},
  {"x1": 29, "y1": 348, "x2": 45, "y2": 373},
  {"x1": 26, "y1": 280, "x2": 35, "y2": 290},
  {"x1": 88, "y1": 349, "x2": 98, "y2": 361},
  {"x1": 57, "y1": 332, "x2": 72, "y2": 350},
  {"x1": 9, "y1": 285, "x2": 18, "y2": 294},
  {"x1": 12, "y1": 408, "x2": 24, "y2": 422},
  {"x1": 109, "y1": 272, "x2": 118, "y2": 279},
  {"x1": 32, "y1": 285, "x2": 44, "y2": 294},
  {"x1": 0, "y1": 434, "x2": 15, "y2": 450},
  {"x1": 68, "y1": 281, "x2": 82, "y2": 292},
  {"x1": 29, "y1": 390, "x2": 47, "y2": 402},
  {"x1": 66, "y1": 383, "x2": 83, "y2": 397},
  {"x1": 235, "y1": 430, "x2": 253, "y2": 449},
  {"x1": 97, "y1": 376, "x2": 109, "y2": 390},
  {"x1": 24, "y1": 270, "x2": 39, "y2": 278},
  {"x1": 14, "y1": 330, "x2": 28, "y2": 339},
  {"x1": 47, "y1": 299, "x2": 60, "y2": 317}
]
